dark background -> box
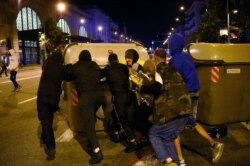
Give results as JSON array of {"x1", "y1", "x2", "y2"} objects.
[{"x1": 71, "y1": 0, "x2": 193, "y2": 47}]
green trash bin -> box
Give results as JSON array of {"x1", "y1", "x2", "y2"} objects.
[{"x1": 188, "y1": 43, "x2": 250, "y2": 126}]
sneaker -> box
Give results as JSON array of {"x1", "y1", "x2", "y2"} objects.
[
  {"x1": 89, "y1": 151, "x2": 103, "y2": 165},
  {"x1": 179, "y1": 159, "x2": 186, "y2": 166},
  {"x1": 124, "y1": 141, "x2": 138, "y2": 153},
  {"x1": 212, "y1": 142, "x2": 224, "y2": 163},
  {"x1": 13, "y1": 85, "x2": 21, "y2": 92},
  {"x1": 108, "y1": 131, "x2": 121, "y2": 143},
  {"x1": 44, "y1": 147, "x2": 56, "y2": 160}
]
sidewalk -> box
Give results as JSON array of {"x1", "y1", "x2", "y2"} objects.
[{"x1": 19, "y1": 64, "x2": 41, "y2": 71}]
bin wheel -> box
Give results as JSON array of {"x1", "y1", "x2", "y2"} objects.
[{"x1": 207, "y1": 125, "x2": 228, "y2": 139}]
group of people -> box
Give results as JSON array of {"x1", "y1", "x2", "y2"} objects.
[
  {"x1": 36, "y1": 33, "x2": 224, "y2": 166},
  {"x1": 0, "y1": 49, "x2": 21, "y2": 92}
]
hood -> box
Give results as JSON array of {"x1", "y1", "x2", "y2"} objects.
[
  {"x1": 50, "y1": 49, "x2": 64, "y2": 64},
  {"x1": 168, "y1": 33, "x2": 185, "y2": 56},
  {"x1": 125, "y1": 49, "x2": 139, "y2": 63},
  {"x1": 79, "y1": 50, "x2": 92, "y2": 62}
]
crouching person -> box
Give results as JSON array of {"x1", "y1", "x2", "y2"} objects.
[{"x1": 148, "y1": 49, "x2": 193, "y2": 166}]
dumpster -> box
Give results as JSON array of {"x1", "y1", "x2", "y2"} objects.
[
  {"x1": 188, "y1": 43, "x2": 250, "y2": 126},
  {"x1": 62, "y1": 43, "x2": 149, "y2": 133}
]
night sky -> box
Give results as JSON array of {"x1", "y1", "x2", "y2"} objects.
[{"x1": 71, "y1": 0, "x2": 193, "y2": 47}]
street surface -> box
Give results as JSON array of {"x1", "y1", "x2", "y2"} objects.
[{"x1": 0, "y1": 65, "x2": 250, "y2": 166}]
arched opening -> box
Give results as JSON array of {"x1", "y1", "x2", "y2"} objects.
[
  {"x1": 79, "y1": 26, "x2": 88, "y2": 37},
  {"x1": 16, "y1": 7, "x2": 42, "y2": 65}
]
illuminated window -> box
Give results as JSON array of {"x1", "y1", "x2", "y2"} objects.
[
  {"x1": 79, "y1": 26, "x2": 88, "y2": 37},
  {"x1": 57, "y1": 19, "x2": 71, "y2": 35},
  {"x1": 16, "y1": 7, "x2": 41, "y2": 31}
]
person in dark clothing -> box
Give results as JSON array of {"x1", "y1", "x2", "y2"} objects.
[
  {"x1": 71, "y1": 50, "x2": 105, "y2": 165},
  {"x1": 102, "y1": 53, "x2": 138, "y2": 153},
  {"x1": 37, "y1": 45, "x2": 71, "y2": 160},
  {"x1": 0, "y1": 56, "x2": 8, "y2": 77},
  {"x1": 131, "y1": 59, "x2": 158, "y2": 146}
]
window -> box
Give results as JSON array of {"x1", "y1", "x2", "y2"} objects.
[
  {"x1": 57, "y1": 19, "x2": 71, "y2": 35},
  {"x1": 79, "y1": 26, "x2": 88, "y2": 37},
  {"x1": 16, "y1": 7, "x2": 41, "y2": 31}
]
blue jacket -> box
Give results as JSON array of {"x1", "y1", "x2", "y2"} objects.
[{"x1": 168, "y1": 33, "x2": 200, "y2": 92}]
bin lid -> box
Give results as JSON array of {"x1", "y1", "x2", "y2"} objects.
[
  {"x1": 64, "y1": 43, "x2": 149, "y2": 67},
  {"x1": 188, "y1": 43, "x2": 250, "y2": 63}
]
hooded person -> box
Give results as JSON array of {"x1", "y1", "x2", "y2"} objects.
[
  {"x1": 37, "y1": 44, "x2": 72, "y2": 160},
  {"x1": 168, "y1": 33, "x2": 224, "y2": 164},
  {"x1": 71, "y1": 49, "x2": 106, "y2": 165},
  {"x1": 102, "y1": 53, "x2": 139, "y2": 153},
  {"x1": 125, "y1": 49, "x2": 143, "y2": 73}
]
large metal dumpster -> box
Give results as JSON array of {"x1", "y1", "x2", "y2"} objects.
[
  {"x1": 62, "y1": 43, "x2": 149, "y2": 133},
  {"x1": 188, "y1": 43, "x2": 250, "y2": 126}
]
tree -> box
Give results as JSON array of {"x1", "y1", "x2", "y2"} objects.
[
  {"x1": 197, "y1": 0, "x2": 226, "y2": 42},
  {"x1": 43, "y1": 17, "x2": 68, "y2": 54},
  {"x1": 187, "y1": 0, "x2": 248, "y2": 43}
]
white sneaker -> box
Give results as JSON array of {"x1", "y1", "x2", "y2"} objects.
[
  {"x1": 179, "y1": 159, "x2": 186, "y2": 166},
  {"x1": 212, "y1": 142, "x2": 224, "y2": 163},
  {"x1": 15, "y1": 85, "x2": 21, "y2": 92}
]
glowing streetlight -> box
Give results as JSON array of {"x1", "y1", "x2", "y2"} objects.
[
  {"x1": 97, "y1": 25, "x2": 103, "y2": 32},
  {"x1": 97, "y1": 25, "x2": 103, "y2": 40},
  {"x1": 80, "y1": 18, "x2": 85, "y2": 24},
  {"x1": 57, "y1": 2, "x2": 66, "y2": 16},
  {"x1": 180, "y1": 6, "x2": 185, "y2": 11}
]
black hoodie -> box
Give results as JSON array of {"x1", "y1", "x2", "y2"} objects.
[{"x1": 37, "y1": 50, "x2": 70, "y2": 107}]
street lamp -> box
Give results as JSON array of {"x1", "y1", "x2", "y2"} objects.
[
  {"x1": 80, "y1": 18, "x2": 85, "y2": 24},
  {"x1": 97, "y1": 25, "x2": 103, "y2": 40},
  {"x1": 57, "y1": 2, "x2": 66, "y2": 17},
  {"x1": 227, "y1": 0, "x2": 230, "y2": 43}
]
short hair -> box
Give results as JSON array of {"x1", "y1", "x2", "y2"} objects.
[
  {"x1": 154, "y1": 48, "x2": 166, "y2": 59},
  {"x1": 108, "y1": 53, "x2": 119, "y2": 63}
]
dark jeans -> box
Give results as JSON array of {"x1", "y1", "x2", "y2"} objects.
[
  {"x1": 10, "y1": 70, "x2": 19, "y2": 88},
  {"x1": 79, "y1": 91, "x2": 105, "y2": 150},
  {"x1": 37, "y1": 102, "x2": 58, "y2": 149},
  {"x1": 0, "y1": 66, "x2": 8, "y2": 76},
  {"x1": 133, "y1": 102, "x2": 153, "y2": 138},
  {"x1": 112, "y1": 92, "x2": 135, "y2": 141}
]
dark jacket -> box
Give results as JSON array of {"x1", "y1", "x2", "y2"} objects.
[
  {"x1": 149, "y1": 62, "x2": 193, "y2": 125},
  {"x1": 102, "y1": 62, "x2": 130, "y2": 94},
  {"x1": 72, "y1": 60, "x2": 103, "y2": 96},
  {"x1": 37, "y1": 50, "x2": 71, "y2": 107},
  {"x1": 168, "y1": 33, "x2": 200, "y2": 92}
]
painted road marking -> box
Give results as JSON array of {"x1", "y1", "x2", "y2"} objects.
[
  {"x1": 18, "y1": 96, "x2": 37, "y2": 104},
  {"x1": 0, "y1": 75, "x2": 40, "y2": 85}
]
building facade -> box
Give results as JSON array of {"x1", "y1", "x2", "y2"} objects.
[{"x1": 0, "y1": 0, "x2": 126, "y2": 65}]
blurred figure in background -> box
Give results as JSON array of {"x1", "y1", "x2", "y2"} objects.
[
  {"x1": 8, "y1": 49, "x2": 20, "y2": 92},
  {"x1": 0, "y1": 56, "x2": 8, "y2": 77}
]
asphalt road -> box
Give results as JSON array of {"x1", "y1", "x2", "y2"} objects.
[{"x1": 0, "y1": 66, "x2": 250, "y2": 166}]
